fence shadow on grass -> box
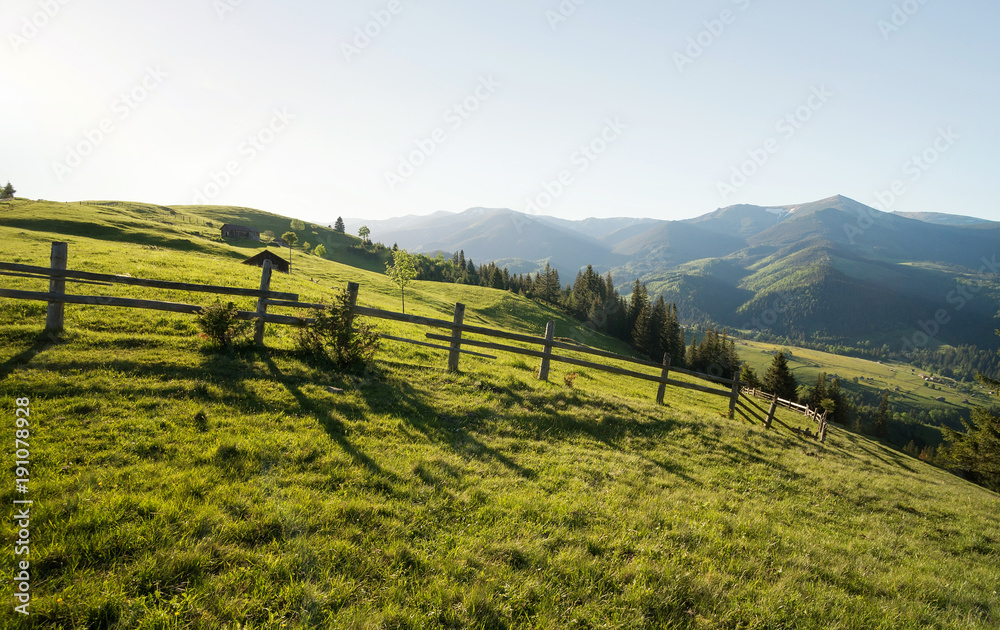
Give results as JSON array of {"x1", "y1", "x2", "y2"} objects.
[
  {"x1": 346, "y1": 359, "x2": 537, "y2": 480},
  {"x1": 835, "y1": 430, "x2": 919, "y2": 475},
  {"x1": 257, "y1": 352, "x2": 401, "y2": 483},
  {"x1": 0, "y1": 329, "x2": 62, "y2": 381}
]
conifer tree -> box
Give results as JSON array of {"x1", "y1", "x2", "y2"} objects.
[
  {"x1": 333, "y1": 217, "x2": 345, "y2": 233},
  {"x1": 763, "y1": 351, "x2": 798, "y2": 401},
  {"x1": 664, "y1": 304, "x2": 686, "y2": 368},
  {"x1": 943, "y1": 369, "x2": 1000, "y2": 492},
  {"x1": 808, "y1": 372, "x2": 828, "y2": 408},
  {"x1": 740, "y1": 364, "x2": 761, "y2": 389},
  {"x1": 647, "y1": 296, "x2": 668, "y2": 360},
  {"x1": 632, "y1": 305, "x2": 653, "y2": 354},
  {"x1": 826, "y1": 378, "x2": 848, "y2": 425},
  {"x1": 873, "y1": 391, "x2": 891, "y2": 438}
]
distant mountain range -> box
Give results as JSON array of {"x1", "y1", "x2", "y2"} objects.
[{"x1": 347, "y1": 196, "x2": 1000, "y2": 352}]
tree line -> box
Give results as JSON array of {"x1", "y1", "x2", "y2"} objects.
[{"x1": 400, "y1": 251, "x2": 752, "y2": 375}]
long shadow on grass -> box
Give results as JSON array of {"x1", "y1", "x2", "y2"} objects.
[
  {"x1": 835, "y1": 431, "x2": 919, "y2": 474},
  {"x1": 0, "y1": 329, "x2": 61, "y2": 381},
  {"x1": 348, "y1": 360, "x2": 537, "y2": 479},
  {"x1": 258, "y1": 353, "x2": 400, "y2": 481},
  {"x1": 18, "y1": 346, "x2": 289, "y2": 414}
]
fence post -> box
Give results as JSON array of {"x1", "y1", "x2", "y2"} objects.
[
  {"x1": 765, "y1": 393, "x2": 777, "y2": 429},
  {"x1": 447, "y1": 302, "x2": 465, "y2": 372},
  {"x1": 44, "y1": 242, "x2": 68, "y2": 333},
  {"x1": 819, "y1": 411, "x2": 828, "y2": 443},
  {"x1": 345, "y1": 282, "x2": 359, "y2": 331},
  {"x1": 537, "y1": 320, "x2": 555, "y2": 381},
  {"x1": 728, "y1": 370, "x2": 740, "y2": 419},
  {"x1": 253, "y1": 259, "x2": 273, "y2": 345},
  {"x1": 656, "y1": 353, "x2": 671, "y2": 404}
]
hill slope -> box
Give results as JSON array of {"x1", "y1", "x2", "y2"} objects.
[{"x1": 0, "y1": 199, "x2": 998, "y2": 629}]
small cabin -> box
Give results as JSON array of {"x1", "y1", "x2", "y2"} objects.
[
  {"x1": 221, "y1": 224, "x2": 260, "y2": 241},
  {"x1": 242, "y1": 250, "x2": 289, "y2": 274}
]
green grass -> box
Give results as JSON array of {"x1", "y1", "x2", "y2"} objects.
[
  {"x1": 736, "y1": 338, "x2": 988, "y2": 439},
  {"x1": 0, "y1": 199, "x2": 998, "y2": 629}
]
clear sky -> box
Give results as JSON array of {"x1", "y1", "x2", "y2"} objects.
[{"x1": 2, "y1": 0, "x2": 998, "y2": 224}]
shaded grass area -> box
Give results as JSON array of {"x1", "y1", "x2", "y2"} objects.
[{"x1": 0, "y1": 323, "x2": 998, "y2": 629}]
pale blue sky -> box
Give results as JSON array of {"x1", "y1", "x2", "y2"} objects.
[{"x1": 2, "y1": 0, "x2": 998, "y2": 223}]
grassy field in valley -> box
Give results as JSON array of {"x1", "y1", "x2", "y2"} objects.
[{"x1": 0, "y1": 199, "x2": 998, "y2": 629}]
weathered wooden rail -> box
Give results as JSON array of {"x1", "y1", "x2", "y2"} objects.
[
  {"x1": 0, "y1": 243, "x2": 311, "y2": 334},
  {"x1": 343, "y1": 283, "x2": 746, "y2": 416},
  {"x1": 0, "y1": 243, "x2": 825, "y2": 437},
  {"x1": 742, "y1": 387, "x2": 829, "y2": 441}
]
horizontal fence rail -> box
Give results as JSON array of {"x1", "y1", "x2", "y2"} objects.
[
  {"x1": 0, "y1": 243, "x2": 826, "y2": 440},
  {"x1": 742, "y1": 387, "x2": 829, "y2": 441},
  {"x1": 0, "y1": 243, "x2": 306, "y2": 333},
  {"x1": 0, "y1": 261, "x2": 298, "y2": 300}
]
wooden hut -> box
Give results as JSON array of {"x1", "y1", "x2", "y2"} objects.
[{"x1": 221, "y1": 224, "x2": 260, "y2": 240}]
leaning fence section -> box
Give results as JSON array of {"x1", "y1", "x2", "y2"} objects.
[{"x1": 0, "y1": 242, "x2": 828, "y2": 440}]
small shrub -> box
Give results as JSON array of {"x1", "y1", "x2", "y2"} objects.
[
  {"x1": 196, "y1": 301, "x2": 251, "y2": 349},
  {"x1": 295, "y1": 289, "x2": 380, "y2": 368},
  {"x1": 564, "y1": 372, "x2": 578, "y2": 388}
]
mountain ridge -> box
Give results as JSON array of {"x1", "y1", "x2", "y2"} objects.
[{"x1": 347, "y1": 195, "x2": 1000, "y2": 354}]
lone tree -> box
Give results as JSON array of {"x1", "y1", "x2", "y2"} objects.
[
  {"x1": 281, "y1": 231, "x2": 298, "y2": 270},
  {"x1": 358, "y1": 225, "x2": 370, "y2": 244},
  {"x1": 290, "y1": 219, "x2": 305, "y2": 232},
  {"x1": 1, "y1": 181, "x2": 15, "y2": 199},
  {"x1": 314, "y1": 243, "x2": 327, "y2": 257},
  {"x1": 386, "y1": 248, "x2": 417, "y2": 313},
  {"x1": 333, "y1": 217, "x2": 345, "y2": 234},
  {"x1": 763, "y1": 351, "x2": 798, "y2": 402}
]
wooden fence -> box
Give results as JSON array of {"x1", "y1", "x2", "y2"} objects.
[
  {"x1": 0, "y1": 243, "x2": 828, "y2": 440},
  {"x1": 742, "y1": 388, "x2": 829, "y2": 442}
]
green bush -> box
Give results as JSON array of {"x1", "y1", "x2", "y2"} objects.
[
  {"x1": 295, "y1": 289, "x2": 380, "y2": 367},
  {"x1": 196, "y1": 301, "x2": 251, "y2": 349}
]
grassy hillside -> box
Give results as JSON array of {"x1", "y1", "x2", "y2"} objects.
[
  {"x1": 1, "y1": 200, "x2": 998, "y2": 629},
  {"x1": 735, "y1": 339, "x2": 993, "y2": 447}
]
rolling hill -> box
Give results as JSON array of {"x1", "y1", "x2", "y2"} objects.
[{"x1": 0, "y1": 198, "x2": 997, "y2": 628}]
